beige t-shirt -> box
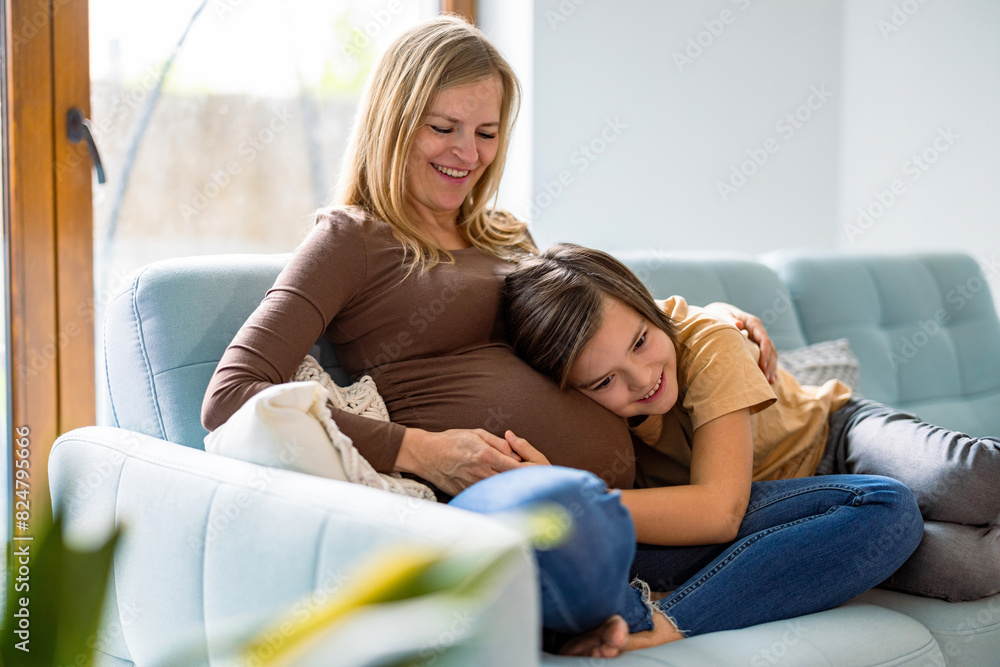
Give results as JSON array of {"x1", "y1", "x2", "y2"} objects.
[{"x1": 630, "y1": 296, "x2": 852, "y2": 488}]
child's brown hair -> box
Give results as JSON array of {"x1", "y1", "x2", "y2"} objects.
[{"x1": 503, "y1": 243, "x2": 678, "y2": 389}]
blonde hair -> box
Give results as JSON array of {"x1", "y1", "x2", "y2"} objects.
[
  {"x1": 336, "y1": 14, "x2": 534, "y2": 273},
  {"x1": 503, "y1": 243, "x2": 678, "y2": 389}
]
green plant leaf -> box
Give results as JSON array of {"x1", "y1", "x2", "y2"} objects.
[{"x1": 1, "y1": 512, "x2": 119, "y2": 666}]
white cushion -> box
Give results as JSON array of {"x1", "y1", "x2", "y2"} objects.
[{"x1": 204, "y1": 381, "x2": 348, "y2": 481}]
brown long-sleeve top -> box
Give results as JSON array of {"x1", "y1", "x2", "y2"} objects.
[{"x1": 201, "y1": 206, "x2": 634, "y2": 492}]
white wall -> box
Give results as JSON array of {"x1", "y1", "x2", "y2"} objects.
[
  {"x1": 477, "y1": 0, "x2": 533, "y2": 223},
  {"x1": 837, "y1": 1, "x2": 1000, "y2": 277},
  {"x1": 524, "y1": 0, "x2": 845, "y2": 255},
  {"x1": 481, "y1": 0, "x2": 1000, "y2": 312}
]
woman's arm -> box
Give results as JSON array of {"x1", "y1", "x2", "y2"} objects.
[
  {"x1": 702, "y1": 302, "x2": 778, "y2": 384},
  {"x1": 202, "y1": 210, "x2": 537, "y2": 488},
  {"x1": 619, "y1": 408, "x2": 753, "y2": 545},
  {"x1": 201, "y1": 211, "x2": 415, "y2": 471}
]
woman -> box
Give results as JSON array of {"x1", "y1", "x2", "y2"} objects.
[{"x1": 202, "y1": 15, "x2": 920, "y2": 657}]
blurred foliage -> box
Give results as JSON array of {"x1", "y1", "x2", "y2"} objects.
[
  {"x1": 147, "y1": 6, "x2": 378, "y2": 99},
  {"x1": 232, "y1": 505, "x2": 570, "y2": 665},
  {"x1": 318, "y1": 8, "x2": 378, "y2": 96},
  {"x1": 1, "y1": 513, "x2": 119, "y2": 667}
]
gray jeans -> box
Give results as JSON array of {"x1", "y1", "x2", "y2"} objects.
[{"x1": 816, "y1": 398, "x2": 1000, "y2": 601}]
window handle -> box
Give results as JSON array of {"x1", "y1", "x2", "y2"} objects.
[{"x1": 67, "y1": 107, "x2": 106, "y2": 184}]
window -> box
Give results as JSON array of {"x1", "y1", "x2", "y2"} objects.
[
  {"x1": 1, "y1": 0, "x2": 457, "y2": 534},
  {"x1": 90, "y1": 0, "x2": 437, "y2": 424}
]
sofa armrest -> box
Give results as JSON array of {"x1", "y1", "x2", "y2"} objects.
[{"x1": 49, "y1": 426, "x2": 539, "y2": 666}]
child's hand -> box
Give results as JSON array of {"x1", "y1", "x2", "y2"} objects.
[{"x1": 505, "y1": 430, "x2": 551, "y2": 466}]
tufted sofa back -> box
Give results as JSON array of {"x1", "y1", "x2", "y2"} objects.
[
  {"x1": 616, "y1": 252, "x2": 809, "y2": 351},
  {"x1": 104, "y1": 250, "x2": 1000, "y2": 449},
  {"x1": 765, "y1": 251, "x2": 1000, "y2": 437},
  {"x1": 619, "y1": 250, "x2": 1000, "y2": 438}
]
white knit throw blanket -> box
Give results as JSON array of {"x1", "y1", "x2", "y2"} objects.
[{"x1": 292, "y1": 354, "x2": 435, "y2": 501}]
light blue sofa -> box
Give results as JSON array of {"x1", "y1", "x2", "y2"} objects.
[{"x1": 49, "y1": 250, "x2": 1000, "y2": 665}]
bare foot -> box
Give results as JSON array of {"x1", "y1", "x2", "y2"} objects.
[
  {"x1": 559, "y1": 611, "x2": 684, "y2": 657},
  {"x1": 622, "y1": 611, "x2": 685, "y2": 652},
  {"x1": 558, "y1": 615, "x2": 630, "y2": 658}
]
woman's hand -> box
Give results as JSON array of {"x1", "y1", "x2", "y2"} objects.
[
  {"x1": 395, "y1": 427, "x2": 546, "y2": 496},
  {"x1": 704, "y1": 302, "x2": 778, "y2": 383}
]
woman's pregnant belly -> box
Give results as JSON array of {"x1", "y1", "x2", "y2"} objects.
[{"x1": 370, "y1": 344, "x2": 635, "y2": 489}]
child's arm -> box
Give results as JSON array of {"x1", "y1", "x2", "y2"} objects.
[{"x1": 619, "y1": 408, "x2": 754, "y2": 546}]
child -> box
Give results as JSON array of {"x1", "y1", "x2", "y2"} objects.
[{"x1": 503, "y1": 242, "x2": 999, "y2": 603}]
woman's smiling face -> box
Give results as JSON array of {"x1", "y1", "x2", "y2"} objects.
[
  {"x1": 405, "y1": 76, "x2": 502, "y2": 225},
  {"x1": 567, "y1": 296, "x2": 679, "y2": 418}
]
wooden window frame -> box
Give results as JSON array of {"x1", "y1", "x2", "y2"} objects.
[
  {"x1": 4, "y1": 0, "x2": 94, "y2": 532},
  {"x1": 441, "y1": 0, "x2": 475, "y2": 24}
]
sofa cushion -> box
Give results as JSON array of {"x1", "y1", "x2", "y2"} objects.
[
  {"x1": 764, "y1": 251, "x2": 1000, "y2": 437},
  {"x1": 858, "y1": 588, "x2": 1000, "y2": 666},
  {"x1": 203, "y1": 381, "x2": 349, "y2": 481},
  {"x1": 543, "y1": 602, "x2": 944, "y2": 666},
  {"x1": 616, "y1": 252, "x2": 809, "y2": 352},
  {"x1": 779, "y1": 338, "x2": 861, "y2": 392}
]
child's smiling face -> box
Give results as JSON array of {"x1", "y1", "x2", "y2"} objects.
[{"x1": 567, "y1": 296, "x2": 679, "y2": 418}]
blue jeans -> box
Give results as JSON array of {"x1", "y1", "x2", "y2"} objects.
[
  {"x1": 450, "y1": 466, "x2": 637, "y2": 634},
  {"x1": 450, "y1": 466, "x2": 922, "y2": 638}
]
